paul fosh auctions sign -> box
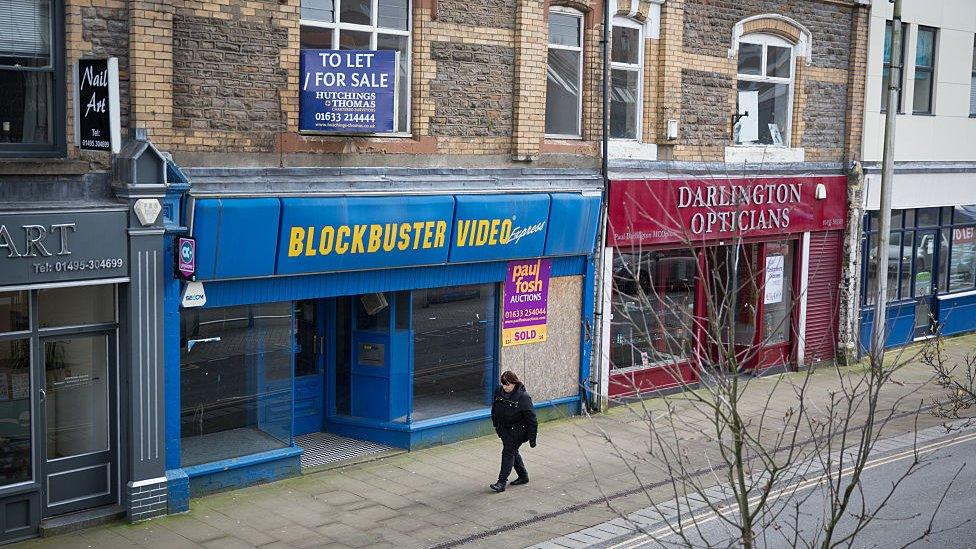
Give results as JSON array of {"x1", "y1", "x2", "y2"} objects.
[
  {"x1": 73, "y1": 58, "x2": 121, "y2": 153},
  {"x1": 299, "y1": 50, "x2": 397, "y2": 133},
  {"x1": 502, "y1": 259, "x2": 551, "y2": 347}
]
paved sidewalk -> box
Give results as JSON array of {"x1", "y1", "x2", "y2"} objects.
[{"x1": 19, "y1": 335, "x2": 976, "y2": 549}]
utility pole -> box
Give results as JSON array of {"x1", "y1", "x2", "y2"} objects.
[{"x1": 872, "y1": 0, "x2": 903, "y2": 357}]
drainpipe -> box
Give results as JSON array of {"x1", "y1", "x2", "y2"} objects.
[{"x1": 589, "y1": 0, "x2": 612, "y2": 412}]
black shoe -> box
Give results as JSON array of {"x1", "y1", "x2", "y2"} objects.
[
  {"x1": 489, "y1": 482, "x2": 506, "y2": 492},
  {"x1": 510, "y1": 476, "x2": 529, "y2": 486}
]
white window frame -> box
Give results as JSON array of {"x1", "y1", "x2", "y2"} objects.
[
  {"x1": 545, "y1": 7, "x2": 584, "y2": 139},
  {"x1": 970, "y1": 35, "x2": 976, "y2": 117},
  {"x1": 299, "y1": 0, "x2": 412, "y2": 136},
  {"x1": 609, "y1": 17, "x2": 643, "y2": 142},
  {"x1": 734, "y1": 33, "x2": 795, "y2": 148}
]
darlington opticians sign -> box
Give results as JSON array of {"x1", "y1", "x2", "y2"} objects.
[
  {"x1": 299, "y1": 50, "x2": 397, "y2": 133},
  {"x1": 607, "y1": 176, "x2": 848, "y2": 246}
]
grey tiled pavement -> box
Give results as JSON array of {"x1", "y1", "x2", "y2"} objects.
[{"x1": 17, "y1": 335, "x2": 976, "y2": 549}]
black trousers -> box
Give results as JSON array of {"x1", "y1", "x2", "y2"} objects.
[{"x1": 498, "y1": 439, "x2": 528, "y2": 483}]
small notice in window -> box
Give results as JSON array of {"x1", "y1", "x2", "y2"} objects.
[{"x1": 764, "y1": 254, "x2": 785, "y2": 304}]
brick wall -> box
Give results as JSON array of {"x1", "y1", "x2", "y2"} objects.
[
  {"x1": 172, "y1": 14, "x2": 288, "y2": 144},
  {"x1": 802, "y1": 80, "x2": 848, "y2": 151},
  {"x1": 429, "y1": 42, "x2": 515, "y2": 138},
  {"x1": 637, "y1": 0, "x2": 866, "y2": 163},
  {"x1": 682, "y1": 0, "x2": 853, "y2": 70},
  {"x1": 127, "y1": 480, "x2": 168, "y2": 522},
  {"x1": 81, "y1": 7, "x2": 130, "y2": 130},
  {"x1": 54, "y1": 0, "x2": 610, "y2": 166},
  {"x1": 437, "y1": 0, "x2": 517, "y2": 29},
  {"x1": 679, "y1": 69, "x2": 733, "y2": 147}
]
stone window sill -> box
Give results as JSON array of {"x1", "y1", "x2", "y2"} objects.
[
  {"x1": 608, "y1": 140, "x2": 658, "y2": 161},
  {"x1": 724, "y1": 145, "x2": 804, "y2": 164}
]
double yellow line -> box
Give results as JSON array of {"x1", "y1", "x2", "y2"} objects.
[{"x1": 608, "y1": 429, "x2": 976, "y2": 548}]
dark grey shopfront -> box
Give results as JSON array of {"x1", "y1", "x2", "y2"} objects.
[{"x1": 0, "y1": 207, "x2": 138, "y2": 542}]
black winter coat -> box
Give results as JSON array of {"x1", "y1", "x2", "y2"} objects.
[{"x1": 491, "y1": 383, "x2": 538, "y2": 446}]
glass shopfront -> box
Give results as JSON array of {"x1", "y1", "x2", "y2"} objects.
[
  {"x1": 178, "y1": 283, "x2": 502, "y2": 463},
  {"x1": 861, "y1": 206, "x2": 976, "y2": 346},
  {"x1": 180, "y1": 303, "x2": 294, "y2": 466},
  {"x1": 610, "y1": 249, "x2": 696, "y2": 370},
  {"x1": 0, "y1": 285, "x2": 118, "y2": 517},
  {"x1": 411, "y1": 284, "x2": 497, "y2": 421}
]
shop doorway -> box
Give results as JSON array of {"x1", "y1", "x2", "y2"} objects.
[
  {"x1": 704, "y1": 240, "x2": 796, "y2": 371},
  {"x1": 911, "y1": 230, "x2": 942, "y2": 339},
  {"x1": 294, "y1": 300, "x2": 326, "y2": 436},
  {"x1": 38, "y1": 331, "x2": 118, "y2": 517},
  {"x1": 0, "y1": 285, "x2": 121, "y2": 523}
]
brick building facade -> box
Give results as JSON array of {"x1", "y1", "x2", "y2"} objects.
[
  {"x1": 0, "y1": 0, "x2": 875, "y2": 538},
  {"x1": 598, "y1": 0, "x2": 870, "y2": 400}
]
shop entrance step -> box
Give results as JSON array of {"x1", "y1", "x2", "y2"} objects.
[
  {"x1": 295, "y1": 432, "x2": 403, "y2": 472},
  {"x1": 40, "y1": 504, "x2": 125, "y2": 537}
]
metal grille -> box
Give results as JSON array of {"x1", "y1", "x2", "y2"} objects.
[{"x1": 295, "y1": 432, "x2": 396, "y2": 469}]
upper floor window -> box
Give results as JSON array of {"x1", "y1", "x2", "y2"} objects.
[
  {"x1": 546, "y1": 8, "x2": 583, "y2": 138},
  {"x1": 0, "y1": 0, "x2": 63, "y2": 156},
  {"x1": 610, "y1": 19, "x2": 642, "y2": 140},
  {"x1": 970, "y1": 36, "x2": 976, "y2": 116},
  {"x1": 913, "y1": 26, "x2": 937, "y2": 115},
  {"x1": 300, "y1": 0, "x2": 411, "y2": 133},
  {"x1": 734, "y1": 35, "x2": 794, "y2": 147},
  {"x1": 882, "y1": 20, "x2": 907, "y2": 113}
]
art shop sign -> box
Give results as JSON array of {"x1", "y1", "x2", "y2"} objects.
[{"x1": 0, "y1": 210, "x2": 128, "y2": 285}]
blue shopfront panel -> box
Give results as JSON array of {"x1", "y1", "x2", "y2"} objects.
[
  {"x1": 192, "y1": 200, "x2": 220, "y2": 280},
  {"x1": 858, "y1": 302, "x2": 916, "y2": 352},
  {"x1": 449, "y1": 194, "x2": 550, "y2": 263},
  {"x1": 201, "y1": 256, "x2": 588, "y2": 308},
  {"x1": 192, "y1": 198, "x2": 281, "y2": 279},
  {"x1": 938, "y1": 292, "x2": 976, "y2": 336},
  {"x1": 545, "y1": 193, "x2": 601, "y2": 256},
  {"x1": 276, "y1": 196, "x2": 455, "y2": 275}
]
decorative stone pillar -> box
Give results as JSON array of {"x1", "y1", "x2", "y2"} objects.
[{"x1": 113, "y1": 131, "x2": 169, "y2": 522}]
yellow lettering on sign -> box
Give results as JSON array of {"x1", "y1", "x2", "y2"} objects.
[
  {"x1": 286, "y1": 219, "x2": 458, "y2": 258},
  {"x1": 500, "y1": 219, "x2": 512, "y2": 244},
  {"x1": 411, "y1": 221, "x2": 425, "y2": 250},
  {"x1": 351, "y1": 225, "x2": 367, "y2": 254},
  {"x1": 335, "y1": 226, "x2": 350, "y2": 254},
  {"x1": 434, "y1": 221, "x2": 447, "y2": 248},
  {"x1": 422, "y1": 221, "x2": 435, "y2": 249},
  {"x1": 288, "y1": 227, "x2": 306, "y2": 257},
  {"x1": 318, "y1": 226, "x2": 335, "y2": 255},
  {"x1": 397, "y1": 223, "x2": 411, "y2": 251},
  {"x1": 456, "y1": 220, "x2": 471, "y2": 247},
  {"x1": 383, "y1": 223, "x2": 397, "y2": 252},
  {"x1": 367, "y1": 225, "x2": 382, "y2": 253},
  {"x1": 489, "y1": 219, "x2": 500, "y2": 245},
  {"x1": 305, "y1": 227, "x2": 317, "y2": 256},
  {"x1": 475, "y1": 220, "x2": 490, "y2": 246}
]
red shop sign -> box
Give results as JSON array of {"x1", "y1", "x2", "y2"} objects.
[{"x1": 608, "y1": 176, "x2": 848, "y2": 246}]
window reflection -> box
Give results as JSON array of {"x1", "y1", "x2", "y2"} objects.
[
  {"x1": 180, "y1": 303, "x2": 294, "y2": 467},
  {"x1": 0, "y1": 340, "x2": 31, "y2": 486},
  {"x1": 611, "y1": 250, "x2": 696, "y2": 370},
  {"x1": 412, "y1": 285, "x2": 496, "y2": 421}
]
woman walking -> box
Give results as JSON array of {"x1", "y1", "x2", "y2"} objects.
[{"x1": 489, "y1": 371, "x2": 538, "y2": 492}]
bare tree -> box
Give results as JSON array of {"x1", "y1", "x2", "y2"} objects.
[
  {"x1": 925, "y1": 338, "x2": 976, "y2": 426},
  {"x1": 580, "y1": 163, "x2": 957, "y2": 548}
]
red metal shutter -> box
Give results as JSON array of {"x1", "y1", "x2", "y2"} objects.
[{"x1": 804, "y1": 231, "x2": 843, "y2": 364}]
